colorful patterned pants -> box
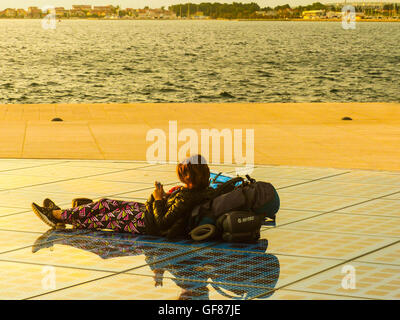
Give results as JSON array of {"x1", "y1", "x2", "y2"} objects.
[{"x1": 60, "y1": 198, "x2": 146, "y2": 234}]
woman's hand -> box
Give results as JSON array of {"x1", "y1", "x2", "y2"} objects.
[{"x1": 152, "y1": 181, "x2": 165, "y2": 201}]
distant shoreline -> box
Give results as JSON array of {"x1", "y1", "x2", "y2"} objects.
[{"x1": 0, "y1": 17, "x2": 399, "y2": 23}]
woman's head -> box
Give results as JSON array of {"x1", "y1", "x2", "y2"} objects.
[{"x1": 177, "y1": 154, "x2": 210, "y2": 190}]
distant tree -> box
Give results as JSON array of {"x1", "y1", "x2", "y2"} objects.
[
  {"x1": 307, "y1": 2, "x2": 326, "y2": 10},
  {"x1": 169, "y1": 2, "x2": 261, "y2": 19},
  {"x1": 274, "y1": 4, "x2": 291, "y2": 11},
  {"x1": 383, "y1": 4, "x2": 393, "y2": 10}
]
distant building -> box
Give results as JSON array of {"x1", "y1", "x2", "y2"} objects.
[
  {"x1": 148, "y1": 9, "x2": 162, "y2": 18},
  {"x1": 92, "y1": 5, "x2": 114, "y2": 15},
  {"x1": 136, "y1": 9, "x2": 150, "y2": 19},
  {"x1": 16, "y1": 9, "x2": 27, "y2": 18},
  {"x1": 134, "y1": 8, "x2": 177, "y2": 19},
  {"x1": 255, "y1": 10, "x2": 280, "y2": 18},
  {"x1": 70, "y1": 5, "x2": 91, "y2": 17},
  {"x1": 326, "y1": 2, "x2": 395, "y2": 9},
  {"x1": 4, "y1": 8, "x2": 17, "y2": 18},
  {"x1": 326, "y1": 11, "x2": 342, "y2": 18},
  {"x1": 356, "y1": 12, "x2": 365, "y2": 18},
  {"x1": 93, "y1": 5, "x2": 113, "y2": 10},
  {"x1": 302, "y1": 10, "x2": 326, "y2": 19},
  {"x1": 192, "y1": 11, "x2": 207, "y2": 19},
  {"x1": 164, "y1": 11, "x2": 177, "y2": 19},
  {"x1": 70, "y1": 9, "x2": 85, "y2": 17},
  {"x1": 266, "y1": 10, "x2": 278, "y2": 17},
  {"x1": 72, "y1": 5, "x2": 92, "y2": 11},
  {"x1": 255, "y1": 11, "x2": 267, "y2": 16},
  {"x1": 55, "y1": 7, "x2": 67, "y2": 17},
  {"x1": 124, "y1": 8, "x2": 136, "y2": 17},
  {"x1": 28, "y1": 6, "x2": 42, "y2": 18}
]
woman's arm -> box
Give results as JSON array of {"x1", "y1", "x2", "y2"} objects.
[{"x1": 152, "y1": 194, "x2": 191, "y2": 231}]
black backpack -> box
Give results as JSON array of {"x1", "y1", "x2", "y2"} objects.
[
  {"x1": 188, "y1": 174, "x2": 278, "y2": 242},
  {"x1": 216, "y1": 211, "x2": 261, "y2": 242}
]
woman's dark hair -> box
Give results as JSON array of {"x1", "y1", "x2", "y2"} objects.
[{"x1": 177, "y1": 154, "x2": 210, "y2": 190}]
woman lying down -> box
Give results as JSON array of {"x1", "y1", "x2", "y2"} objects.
[{"x1": 31, "y1": 155, "x2": 212, "y2": 239}]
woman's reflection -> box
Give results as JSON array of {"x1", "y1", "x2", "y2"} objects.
[{"x1": 33, "y1": 229, "x2": 280, "y2": 300}]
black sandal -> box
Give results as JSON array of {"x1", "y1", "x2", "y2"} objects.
[
  {"x1": 43, "y1": 198, "x2": 61, "y2": 211},
  {"x1": 31, "y1": 202, "x2": 63, "y2": 228}
]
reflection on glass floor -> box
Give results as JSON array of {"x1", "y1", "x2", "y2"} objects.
[{"x1": 0, "y1": 159, "x2": 399, "y2": 300}]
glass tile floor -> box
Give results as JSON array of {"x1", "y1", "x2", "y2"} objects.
[{"x1": 0, "y1": 159, "x2": 398, "y2": 300}]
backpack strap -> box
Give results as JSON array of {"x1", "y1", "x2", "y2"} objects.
[
  {"x1": 238, "y1": 175, "x2": 256, "y2": 210},
  {"x1": 214, "y1": 176, "x2": 246, "y2": 196},
  {"x1": 242, "y1": 183, "x2": 258, "y2": 210},
  {"x1": 245, "y1": 174, "x2": 256, "y2": 184},
  {"x1": 241, "y1": 187, "x2": 251, "y2": 210},
  {"x1": 211, "y1": 172, "x2": 223, "y2": 185}
]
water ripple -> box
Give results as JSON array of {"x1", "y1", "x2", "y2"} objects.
[{"x1": 0, "y1": 20, "x2": 399, "y2": 103}]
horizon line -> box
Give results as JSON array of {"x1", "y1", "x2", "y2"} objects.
[{"x1": 1, "y1": 1, "x2": 400, "y2": 11}]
